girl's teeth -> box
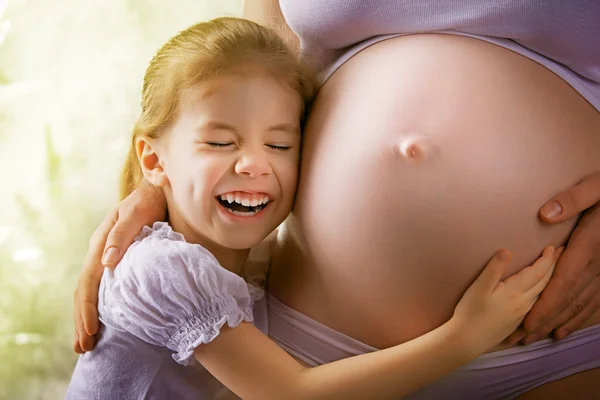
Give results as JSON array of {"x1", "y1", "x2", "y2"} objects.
[
  {"x1": 220, "y1": 193, "x2": 271, "y2": 205},
  {"x1": 230, "y1": 209, "x2": 257, "y2": 217}
]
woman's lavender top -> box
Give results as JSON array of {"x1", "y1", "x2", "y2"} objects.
[
  {"x1": 66, "y1": 222, "x2": 267, "y2": 400},
  {"x1": 280, "y1": 0, "x2": 600, "y2": 110}
]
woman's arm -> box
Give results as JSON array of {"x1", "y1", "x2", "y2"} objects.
[
  {"x1": 195, "y1": 248, "x2": 557, "y2": 400},
  {"x1": 73, "y1": 180, "x2": 165, "y2": 353},
  {"x1": 242, "y1": 0, "x2": 299, "y2": 54}
]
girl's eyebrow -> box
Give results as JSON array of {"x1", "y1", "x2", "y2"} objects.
[
  {"x1": 200, "y1": 121, "x2": 299, "y2": 135},
  {"x1": 268, "y1": 123, "x2": 300, "y2": 135},
  {"x1": 200, "y1": 121, "x2": 238, "y2": 132}
]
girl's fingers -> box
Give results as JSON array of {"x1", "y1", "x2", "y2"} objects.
[
  {"x1": 471, "y1": 249, "x2": 512, "y2": 295},
  {"x1": 505, "y1": 246, "x2": 555, "y2": 292},
  {"x1": 526, "y1": 247, "x2": 564, "y2": 298}
]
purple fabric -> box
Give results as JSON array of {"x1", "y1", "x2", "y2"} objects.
[
  {"x1": 280, "y1": 0, "x2": 600, "y2": 110},
  {"x1": 66, "y1": 222, "x2": 266, "y2": 399},
  {"x1": 267, "y1": 293, "x2": 600, "y2": 399}
]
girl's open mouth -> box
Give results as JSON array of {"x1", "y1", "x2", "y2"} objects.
[{"x1": 216, "y1": 193, "x2": 271, "y2": 217}]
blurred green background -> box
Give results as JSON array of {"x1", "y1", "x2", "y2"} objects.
[{"x1": 0, "y1": 1, "x2": 242, "y2": 398}]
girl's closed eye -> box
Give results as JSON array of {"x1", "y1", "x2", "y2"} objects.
[
  {"x1": 206, "y1": 142, "x2": 234, "y2": 148},
  {"x1": 266, "y1": 144, "x2": 292, "y2": 151}
]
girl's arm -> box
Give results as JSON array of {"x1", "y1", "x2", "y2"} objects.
[{"x1": 196, "y1": 247, "x2": 559, "y2": 400}]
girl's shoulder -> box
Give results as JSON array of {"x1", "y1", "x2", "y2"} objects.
[
  {"x1": 98, "y1": 222, "x2": 261, "y2": 365},
  {"x1": 106, "y1": 221, "x2": 251, "y2": 297},
  {"x1": 128, "y1": 221, "x2": 220, "y2": 266}
]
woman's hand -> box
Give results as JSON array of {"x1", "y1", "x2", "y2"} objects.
[
  {"x1": 453, "y1": 247, "x2": 559, "y2": 354},
  {"x1": 517, "y1": 172, "x2": 600, "y2": 344},
  {"x1": 73, "y1": 181, "x2": 166, "y2": 353}
]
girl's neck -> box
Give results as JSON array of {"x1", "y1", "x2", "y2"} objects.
[
  {"x1": 207, "y1": 246, "x2": 250, "y2": 276},
  {"x1": 166, "y1": 210, "x2": 249, "y2": 276}
]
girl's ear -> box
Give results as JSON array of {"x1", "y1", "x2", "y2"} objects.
[{"x1": 136, "y1": 136, "x2": 169, "y2": 187}]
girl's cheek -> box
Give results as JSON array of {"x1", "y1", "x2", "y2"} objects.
[{"x1": 284, "y1": 161, "x2": 300, "y2": 188}]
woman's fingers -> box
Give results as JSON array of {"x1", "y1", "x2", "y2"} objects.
[
  {"x1": 524, "y1": 261, "x2": 600, "y2": 342},
  {"x1": 555, "y1": 273, "x2": 600, "y2": 339},
  {"x1": 523, "y1": 208, "x2": 600, "y2": 337},
  {"x1": 102, "y1": 215, "x2": 138, "y2": 267},
  {"x1": 521, "y1": 173, "x2": 600, "y2": 344},
  {"x1": 540, "y1": 172, "x2": 600, "y2": 223},
  {"x1": 102, "y1": 204, "x2": 141, "y2": 268},
  {"x1": 80, "y1": 276, "x2": 101, "y2": 337},
  {"x1": 89, "y1": 206, "x2": 119, "y2": 267},
  {"x1": 72, "y1": 183, "x2": 167, "y2": 354},
  {"x1": 547, "y1": 270, "x2": 600, "y2": 337},
  {"x1": 503, "y1": 326, "x2": 527, "y2": 346},
  {"x1": 73, "y1": 338, "x2": 83, "y2": 354},
  {"x1": 73, "y1": 207, "x2": 118, "y2": 346},
  {"x1": 81, "y1": 208, "x2": 119, "y2": 332},
  {"x1": 74, "y1": 285, "x2": 97, "y2": 351},
  {"x1": 102, "y1": 184, "x2": 166, "y2": 267},
  {"x1": 73, "y1": 295, "x2": 85, "y2": 354}
]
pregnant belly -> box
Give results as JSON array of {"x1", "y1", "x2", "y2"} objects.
[{"x1": 268, "y1": 33, "x2": 600, "y2": 349}]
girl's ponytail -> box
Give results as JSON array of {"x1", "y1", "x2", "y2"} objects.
[{"x1": 119, "y1": 124, "x2": 143, "y2": 200}]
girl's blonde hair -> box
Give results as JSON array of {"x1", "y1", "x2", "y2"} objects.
[{"x1": 120, "y1": 17, "x2": 314, "y2": 199}]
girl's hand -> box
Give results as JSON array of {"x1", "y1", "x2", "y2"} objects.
[
  {"x1": 452, "y1": 246, "x2": 560, "y2": 355},
  {"x1": 73, "y1": 181, "x2": 166, "y2": 354}
]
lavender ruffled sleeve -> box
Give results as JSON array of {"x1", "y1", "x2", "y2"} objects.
[{"x1": 99, "y1": 222, "x2": 259, "y2": 366}]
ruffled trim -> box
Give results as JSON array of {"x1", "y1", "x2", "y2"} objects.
[
  {"x1": 247, "y1": 284, "x2": 265, "y2": 303},
  {"x1": 167, "y1": 295, "x2": 255, "y2": 366},
  {"x1": 135, "y1": 221, "x2": 185, "y2": 243},
  {"x1": 138, "y1": 221, "x2": 266, "y2": 302}
]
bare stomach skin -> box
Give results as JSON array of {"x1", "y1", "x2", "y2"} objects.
[{"x1": 268, "y1": 34, "x2": 600, "y2": 358}]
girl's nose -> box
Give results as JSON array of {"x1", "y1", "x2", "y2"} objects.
[{"x1": 234, "y1": 151, "x2": 272, "y2": 178}]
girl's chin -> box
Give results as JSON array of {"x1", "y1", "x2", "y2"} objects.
[{"x1": 213, "y1": 231, "x2": 269, "y2": 251}]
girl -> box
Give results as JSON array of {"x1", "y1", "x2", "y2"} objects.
[{"x1": 67, "y1": 17, "x2": 559, "y2": 400}]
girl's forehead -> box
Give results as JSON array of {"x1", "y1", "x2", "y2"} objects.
[
  {"x1": 179, "y1": 75, "x2": 300, "y2": 113},
  {"x1": 182, "y1": 65, "x2": 297, "y2": 101},
  {"x1": 172, "y1": 75, "x2": 302, "y2": 128}
]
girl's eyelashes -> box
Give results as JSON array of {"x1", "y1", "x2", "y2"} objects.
[
  {"x1": 203, "y1": 142, "x2": 293, "y2": 151},
  {"x1": 206, "y1": 142, "x2": 233, "y2": 148},
  {"x1": 267, "y1": 144, "x2": 292, "y2": 151}
]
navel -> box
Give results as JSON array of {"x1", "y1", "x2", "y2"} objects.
[{"x1": 396, "y1": 135, "x2": 434, "y2": 164}]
